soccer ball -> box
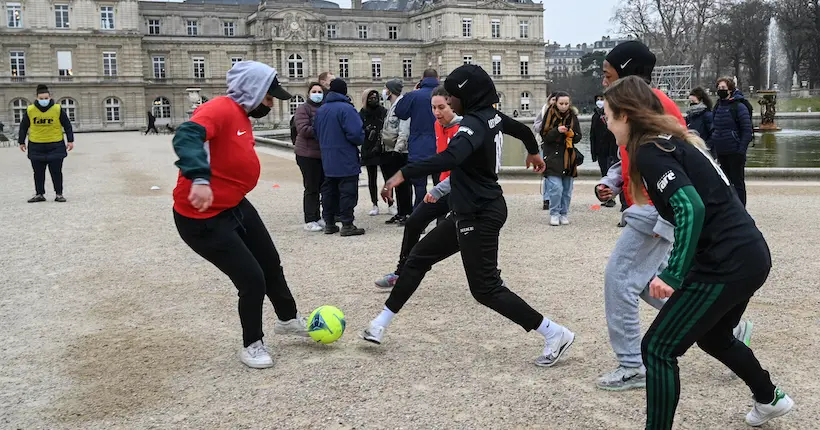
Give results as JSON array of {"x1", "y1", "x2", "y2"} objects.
[{"x1": 307, "y1": 306, "x2": 346, "y2": 344}]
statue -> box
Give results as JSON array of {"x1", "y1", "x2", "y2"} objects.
[
  {"x1": 793, "y1": 72, "x2": 799, "y2": 89},
  {"x1": 756, "y1": 90, "x2": 781, "y2": 132}
]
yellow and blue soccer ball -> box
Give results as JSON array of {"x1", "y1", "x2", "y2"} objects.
[{"x1": 307, "y1": 306, "x2": 346, "y2": 344}]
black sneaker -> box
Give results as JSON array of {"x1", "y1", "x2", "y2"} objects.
[
  {"x1": 603, "y1": 199, "x2": 616, "y2": 207},
  {"x1": 396, "y1": 216, "x2": 409, "y2": 226},
  {"x1": 324, "y1": 224, "x2": 340, "y2": 235},
  {"x1": 55, "y1": 195, "x2": 67, "y2": 203},
  {"x1": 385, "y1": 215, "x2": 400, "y2": 224},
  {"x1": 543, "y1": 200, "x2": 550, "y2": 210},
  {"x1": 27, "y1": 194, "x2": 46, "y2": 203},
  {"x1": 340, "y1": 224, "x2": 365, "y2": 237}
]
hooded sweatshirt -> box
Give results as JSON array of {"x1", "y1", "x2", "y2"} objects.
[
  {"x1": 172, "y1": 60, "x2": 275, "y2": 219},
  {"x1": 402, "y1": 65, "x2": 538, "y2": 214},
  {"x1": 394, "y1": 77, "x2": 439, "y2": 162},
  {"x1": 434, "y1": 115, "x2": 462, "y2": 181},
  {"x1": 359, "y1": 88, "x2": 387, "y2": 166}
]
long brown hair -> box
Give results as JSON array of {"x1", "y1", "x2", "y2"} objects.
[{"x1": 603, "y1": 76, "x2": 707, "y2": 204}]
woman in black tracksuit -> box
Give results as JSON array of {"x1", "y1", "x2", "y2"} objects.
[
  {"x1": 362, "y1": 65, "x2": 576, "y2": 368},
  {"x1": 604, "y1": 76, "x2": 793, "y2": 430}
]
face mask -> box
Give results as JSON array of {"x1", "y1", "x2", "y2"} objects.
[
  {"x1": 310, "y1": 93, "x2": 323, "y2": 104},
  {"x1": 717, "y1": 89, "x2": 730, "y2": 99},
  {"x1": 248, "y1": 104, "x2": 271, "y2": 118},
  {"x1": 690, "y1": 102, "x2": 698, "y2": 106},
  {"x1": 382, "y1": 89, "x2": 390, "y2": 100},
  {"x1": 595, "y1": 100, "x2": 605, "y2": 109},
  {"x1": 37, "y1": 99, "x2": 50, "y2": 107},
  {"x1": 367, "y1": 99, "x2": 379, "y2": 108}
]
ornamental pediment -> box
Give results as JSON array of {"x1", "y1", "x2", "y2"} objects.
[{"x1": 270, "y1": 9, "x2": 325, "y2": 40}]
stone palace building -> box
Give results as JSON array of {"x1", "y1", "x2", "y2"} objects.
[{"x1": 1, "y1": 0, "x2": 545, "y2": 132}]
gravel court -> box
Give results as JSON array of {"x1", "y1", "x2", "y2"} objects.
[{"x1": 1, "y1": 132, "x2": 818, "y2": 429}]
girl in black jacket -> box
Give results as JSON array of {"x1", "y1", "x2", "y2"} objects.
[
  {"x1": 686, "y1": 87, "x2": 714, "y2": 145},
  {"x1": 359, "y1": 89, "x2": 388, "y2": 215},
  {"x1": 540, "y1": 91, "x2": 582, "y2": 226}
]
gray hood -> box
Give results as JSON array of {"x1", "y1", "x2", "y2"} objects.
[{"x1": 226, "y1": 61, "x2": 277, "y2": 113}]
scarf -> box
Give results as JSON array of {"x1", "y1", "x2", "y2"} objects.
[
  {"x1": 542, "y1": 105, "x2": 578, "y2": 176},
  {"x1": 687, "y1": 102, "x2": 707, "y2": 117}
]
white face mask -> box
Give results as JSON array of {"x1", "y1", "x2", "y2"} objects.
[
  {"x1": 382, "y1": 89, "x2": 390, "y2": 100},
  {"x1": 596, "y1": 100, "x2": 605, "y2": 109}
]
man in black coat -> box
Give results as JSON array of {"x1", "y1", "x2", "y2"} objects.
[{"x1": 589, "y1": 95, "x2": 619, "y2": 208}]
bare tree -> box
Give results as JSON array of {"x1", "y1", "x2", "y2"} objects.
[
  {"x1": 688, "y1": 0, "x2": 720, "y2": 84},
  {"x1": 735, "y1": 0, "x2": 773, "y2": 90},
  {"x1": 775, "y1": 0, "x2": 814, "y2": 81}
]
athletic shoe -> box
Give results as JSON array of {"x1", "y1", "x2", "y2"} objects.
[
  {"x1": 341, "y1": 224, "x2": 365, "y2": 237},
  {"x1": 550, "y1": 215, "x2": 560, "y2": 226},
  {"x1": 375, "y1": 273, "x2": 399, "y2": 289},
  {"x1": 317, "y1": 219, "x2": 326, "y2": 228},
  {"x1": 238, "y1": 340, "x2": 274, "y2": 369},
  {"x1": 617, "y1": 219, "x2": 627, "y2": 228},
  {"x1": 603, "y1": 199, "x2": 616, "y2": 207},
  {"x1": 274, "y1": 313, "x2": 309, "y2": 337},
  {"x1": 543, "y1": 200, "x2": 550, "y2": 210},
  {"x1": 55, "y1": 195, "x2": 67, "y2": 203},
  {"x1": 368, "y1": 205, "x2": 379, "y2": 216},
  {"x1": 324, "y1": 224, "x2": 340, "y2": 235},
  {"x1": 733, "y1": 319, "x2": 753, "y2": 346},
  {"x1": 745, "y1": 387, "x2": 794, "y2": 427},
  {"x1": 388, "y1": 204, "x2": 398, "y2": 216},
  {"x1": 27, "y1": 194, "x2": 46, "y2": 203},
  {"x1": 560, "y1": 216, "x2": 570, "y2": 225},
  {"x1": 596, "y1": 365, "x2": 647, "y2": 391},
  {"x1": 385, "y1": 214, "x2": 405, "y2": 224},
  {"x1": 397, "y1": 216, "x2": 409, "y2": 226},
  {"x1": 360, "y1": 322, "x2": 385, "y2": 344},
  {"x1": 535, "y1": 326, "x2": 575, "y2": 367},
  {"x1": 304, "y1": 221, "x2": 323, "y2": 232}
]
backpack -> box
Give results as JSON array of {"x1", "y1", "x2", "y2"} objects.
[
  {"x1": 714, "y1": 98, "x2": 755, "y2": 142},
  {"x1": 289, "y1": 115, "x2": 297, "y2": 144}
]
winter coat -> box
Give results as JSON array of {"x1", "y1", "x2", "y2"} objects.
[
  {"x1": 294, "y1": 99, "x2": 321, "y2": 159},
  {"x1": 314, "y1": 92, "x2": 365, "y2": 178},
  {"x1": 589, "y1": 108, "x2": 617, "y2": 162},
  {"x1": 708, "y1": 90, "x2": 752, "y2": 155},
  {"x1": 394, "y1": 76, "x2": 439, "y2": 162},
  {"x1": 540, "y1": 106, "x2": 582, "y2": 177},
  {"x1": 381, "y1": 94, "x2": 410, "y2": 153},
  {"x1": 359, "y1": 89, "x2": 387, "y2": 166},
  {"x1": 686, "y1": 103, "x2": 714, "y2": 143}
]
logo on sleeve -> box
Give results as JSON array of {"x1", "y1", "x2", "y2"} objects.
[
  {"x1": 656, "y1": 170, "x2": 676, "y2": 192},
  {"x1": 457, "y1": 126, "x2": 474, "y2": 136}
]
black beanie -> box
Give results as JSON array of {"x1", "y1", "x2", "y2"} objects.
[
  {"x1": 329, "y1": 78, "x2": 347, "y2": 96},
  {"x1": 605, "y1": 41, "x2": 656, "y2": 82},
  {"x1": 36, "y1": 84, "x2": 49, "y2": 95}
]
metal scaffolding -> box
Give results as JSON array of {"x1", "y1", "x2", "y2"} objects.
[{"x1": 651, "y1": 65, "x2": 694, "y2": 100}]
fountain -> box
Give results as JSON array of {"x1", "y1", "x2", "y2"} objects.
[{"x1": 758, "y1": 17, "x2": 785, "y2": 132}]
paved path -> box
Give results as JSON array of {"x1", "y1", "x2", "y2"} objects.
[{"x1": 1, "y1": 132, "x2": 817, "y2": 429}]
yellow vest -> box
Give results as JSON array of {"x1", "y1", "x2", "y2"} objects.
[{"x1": 27, "y1": 104, "x2": 64, "y2": 143}]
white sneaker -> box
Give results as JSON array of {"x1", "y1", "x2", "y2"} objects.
[
  {"x1": 303, "y1": 221, "x2": 323, "y2": 232},
  {"x1": 388, "y1": 204, "x2": 398, "y2": 216},
  {"x1": 560, "y1": 216, "x2": 570, "y2": 225},
  {"x1": 317, "y1": 219, "x2": 326, "y2": 228},
  {"x1": 274, "y1": 313, "x2": 309, "y2": 337},
  {"x1": 550, "y1": 215, "x2": 560, "y2": 226},
  {"x1": 596, "y1": 365, "x2": 646, "y2": 391},
  {"x1": 360, "y1": 322, "x2": 385, "y2": 344},
  {"x1": 535, "y1": 326, "x2": 575, "y2": 367},
  {"x1": 745, "y1": 387, "x2": 794, "y2": 426},
  {"x1": 733, "y1": 319, "x2": 753, "y2": 346},
  {"x1": 238, "y1": 340, "x2": 273, "y2": 369},
  {"x1": 368, "y1": 205, "x2": 379, "y2": 216}
]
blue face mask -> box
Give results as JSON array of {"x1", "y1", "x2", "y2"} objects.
[
  {"x1": 309, "y1": 93, "x2": 323, "y2": 104},
  {"x1": 38, "y1": 99, "x2": 50, "y2": 107}
]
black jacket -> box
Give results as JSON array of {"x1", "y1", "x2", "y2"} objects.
[
  {"x1": 540, "y1": 108, "x2": 581, "y2": 177},
  {"x1": 359, "y1": 93, "x2": 387, "y2": 167},
  {"x1": 589, "y1": 108, "x2": 617, "y2": 162}
]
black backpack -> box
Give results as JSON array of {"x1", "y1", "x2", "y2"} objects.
[
  {"x1": 289, "y1": 115, "x2": 297, "y2": 144},
  {"x1": 714, "y1": 98, "x2": 755, "y2": 142}
]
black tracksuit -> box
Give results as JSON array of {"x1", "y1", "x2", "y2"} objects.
[{"x1": 385, "y1": 65, "x2": 544, "y2": 332}]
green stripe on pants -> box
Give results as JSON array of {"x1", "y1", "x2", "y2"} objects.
[{"x1": 643, "y1": 282, "x2": 725, "y2": 430}]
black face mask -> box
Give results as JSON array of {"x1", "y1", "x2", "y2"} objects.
[
  {"x1": 717, "y1": 89, "x2": 730, "y2": 99},
  {"x1": 248, "y1": 104, "x2": 271, "y2": 118},
  {"x1": 367, "y1": 99, "x2": 379, "y2": 108},
  {"x1": 690, "y1": 102, "x2": 698, "y2": 106}
]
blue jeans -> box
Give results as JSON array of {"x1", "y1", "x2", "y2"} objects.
[
  {"x1": 546, "y1": 176, "x2": 573, "y2": 216},
  {"x1": 542, "y1": 178, "x2": 550, "y2": 201}
]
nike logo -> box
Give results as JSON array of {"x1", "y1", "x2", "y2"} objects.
[
  {"x1": 458, "y1": 79, "x2": 468, "y2": 88},
  {"x1": 237, "y1": 130, "x2": 247, "y2": 136},
  {"x1": 620, "y1": 58, "x2": 632, "y2": 69}
]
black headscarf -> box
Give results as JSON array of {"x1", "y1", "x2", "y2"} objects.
[{"x1": 444, "y1": 65, "x2": 499, "y2": 114}]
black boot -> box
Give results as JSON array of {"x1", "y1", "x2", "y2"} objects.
[
  {"x1": 340, "y1": 223, "x2": 365, "y2": 237},
  {"x1": 542, "y1": 200, "x2": 550, "y2": 210},
  {"x1": 324, "y1": 223, "x2": 340, "y2": 234}
]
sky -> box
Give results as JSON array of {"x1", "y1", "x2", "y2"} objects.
[{"x1": 330, "y1": 0, "x2": 621, "y2": 45}]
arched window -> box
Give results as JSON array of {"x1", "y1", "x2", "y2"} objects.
[
  {"x1": 11, "y1": 98, "x2": 28, "y2": 124},
  {"x1": 288, "y1": 54, "x2": 304, "y2": 78},
  {"x1": 289, "y1": 95, "x2": 305, "y2": 115},
  {"x1": 520, "y1": 91, "x2": 531, "y2": 112},
  {"x1": 152, "y1": 96, "x2": 171, "y2": 118},
  {"x1": 59, "y1": 98, "x2": 77, "y2": 122},
  {"x1": 104, "y1": 97, "x2": 121, "y2": 122}
]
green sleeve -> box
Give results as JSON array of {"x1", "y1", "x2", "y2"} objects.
[
  {"x1": 172, "y1": 121, "x2": 211, "y2": 181},
  {"x1": 658, "y1": 185, "x2": 705, "y2": 289}
]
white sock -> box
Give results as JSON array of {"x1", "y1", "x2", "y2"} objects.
[
  {"x1": 372, "y1": 306, "x2": 396, "y2": 328},
  {"x1": 536, "y1": 317, "x2": 563, "y2": 342}
]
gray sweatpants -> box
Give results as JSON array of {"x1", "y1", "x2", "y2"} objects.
[{"x1": 604, "y1": 205, "x2": 673, "y2": 368}]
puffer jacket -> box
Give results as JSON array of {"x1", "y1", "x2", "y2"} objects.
[
  {"x1": 686, "y1": 103, "x2": 714, "y2": 143},
  {"x1": 293, "y1": 99, "x2": 321, "y2": 158},
  {"x1": 394, "y1": 77, "x2": 439, "y2": 162},
  {"x1": 314, "y1": 92, "x2": 365, "y2": 177},
  {"x1": 708, "y1": 90, "x2": 752, "y2": 155}
]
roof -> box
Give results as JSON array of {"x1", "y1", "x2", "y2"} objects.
[
  {"x1": 362, "y1": 0, "x2": 532, "y2": 11},
  {"x1": 183, "y1": 0, "x2": 339, "y2": 6}
]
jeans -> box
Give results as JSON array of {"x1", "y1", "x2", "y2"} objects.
[
  {"x1": 173, "y1": 199, "x2": 298, "y2": 347},
  {"x1": 295, "y1": 155, "x2": 324, "y2": 223},
  {"x1": 321, "y1": 175, "x2": 359, "y2": 225},
  {"x1": 546, "y1": 175, "x2": 574, "y2": 216}
]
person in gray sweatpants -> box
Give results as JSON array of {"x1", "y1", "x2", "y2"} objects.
[{"x1": 595, "y1": 160, "x2": 754, "y2": 391}]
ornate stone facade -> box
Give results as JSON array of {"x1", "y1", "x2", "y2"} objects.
[{"x1": 1, "y1": 0, "x2": 544, "y2": 131}]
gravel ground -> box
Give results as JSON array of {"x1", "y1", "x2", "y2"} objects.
[{"x1": 1, "y1": 132, "x2": 818, "y2": 430}]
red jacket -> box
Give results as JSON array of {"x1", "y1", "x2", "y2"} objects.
[
  {"x1": 434, "y1": 117, "x2": 460, "y2": 181},
  {"x1": 620, "y1": 88, "x2": 686, "y2": 207}
]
